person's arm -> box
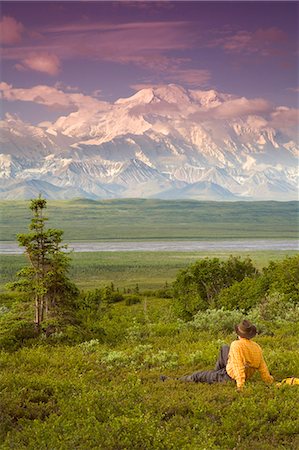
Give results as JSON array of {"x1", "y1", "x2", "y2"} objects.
[{"x1": 259, "y1": 354, "x2": 274, "y2": 384}]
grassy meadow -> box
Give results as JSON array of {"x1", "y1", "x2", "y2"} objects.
[
  {"x1": 1, "y1": 295, "x2": 299, "y2": 449},
  {"x1": 0, "y1": 199, "x2": 298, "y2": 241},
  {"x1": 0, "y1": 199, "x2": 299, "y2": 449},
  {"x1": 1, "y1": 249, "x2": 298, "y2": 291}
]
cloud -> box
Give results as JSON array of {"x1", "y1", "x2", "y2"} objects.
[
  {"x1": 114, "y1": 1, "x2": 174, "y2": 12},
  {"x1": 0, "y1": 83, "x2": 107, "y2": 112},
  {"x1": 17, "y1": 53, "x2": 61, "y2": 76},
  {"x1": 209, "y1": 27, "x2": 288, "y2": 56},
  {"x1": 164, "y1": 69, "x2": 211, "y2": 87},
  {"x1": 212, "y1": 97, "x2": 272, "y2": 119},
  {"x1": 2, "y1": 19, "x2": 203, "y2": 81},
  {"x1": 270, "y1": 107, "x2": 299, "y2": 140},
  {"x1": 0, "y1": 16, "x2": 24, "y2": 44},
  {"x1": 0, "y1": 82, "x2": 12, "y2": 92},
  {"x1": 190, "y1": 97, "x2": 272, "y2": 121}
]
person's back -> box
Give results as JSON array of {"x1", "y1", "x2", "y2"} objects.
[{"x1": 226, "y1": 337, "x2": 273, "y2": 390}]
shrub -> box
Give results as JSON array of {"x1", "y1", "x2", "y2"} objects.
[
  {"x1": 252, "y1": 293, "x2": 299, "y2": 323},
  {"x1": 78, "y1": 289, "x2": 102, "y2": 310},
  {"x1": 173, "y1": 256, "x2": 258, "y2": 319},
  {"x1": 100, "y1": 350, "x2": 130, "y2": 368},
  {"x1": 262, "y1": 255, "x2": 299, "y2": 304},
  {"x1": 79, "y1": 339, "x2": 102, "y2": 354},
  {"x1": 154, "y1": 282, "x2": 173, "y2": 299},
  {"x1": 217, "y1": 276, "x2": 266, "y2": 311},
  {"x1": 0, "y1": 292, "x2": 23, "y2": 307},
  {"x1": 0, "y1": 319, "x2": 39, "y2": 351},
  {"x1": 108, "y1": 292, "x2": 125, "y2": 304},
  {"x1": 143, "y1": 349, "x2": 179, "y2": 369},
  {"x1": 125, "y1": 295, "x2": 141, "y2": 306},
  {"x1": 0, "y1": 306, "x2": 10, "y2": 316},
  {"x1": 190, "y1": 308, "x2": 244, "y2": 334},
  {"x1": 102, "y1": 285, "x2": 124, "y2": 304}
]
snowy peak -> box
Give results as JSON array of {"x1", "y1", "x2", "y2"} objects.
[
  {"x1": 116, "y1": 84, "x2": 230, "y2": 108},
  {"x1": 189, "y1": 89, "x2": 233, "y2": 107},
  {"x1": 116, "y1": 84, "x2": 191, "y2": 106},
  {"x1": 115, "y1": 88, "x2": 155, "y2": 105},
  {"x1": 0, "y1": 84, "x2": 298, "y2": 200}
]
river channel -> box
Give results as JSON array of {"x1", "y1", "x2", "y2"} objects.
[{"x1": 0, "y1": 240, "x2": 298, "y2": 254}]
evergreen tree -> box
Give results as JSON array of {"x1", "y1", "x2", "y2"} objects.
[{"x1": 8, "y1": 196, "x2": 78, "y2": 329}]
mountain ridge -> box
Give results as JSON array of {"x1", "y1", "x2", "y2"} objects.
[{"x1": 1, "y1": 84, "x2": 298, "y2": 200}]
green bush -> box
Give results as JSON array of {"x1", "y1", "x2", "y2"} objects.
[
  {"x1": 217, "y1": 276, "x2": 266, "y2": 311},
  {"x1": 0, "y1": 319, "x2": 38, "y2": 351},
  {"x1": 252, "y1": 293, "x2": 299, "y2": 323},
  {"x1": 154, "y1": 282, "x2": 173, "y2": 299},
  {"x1": 78, "y1": 288, "x2": 103, "y2": 310},
  {"x1": 262, "y1": 255, "x2": 299, "y2": 304},
  {"x1": 0, "y1": 292, "x2": 23, "y2": 307},
  {"x1": 0, "y1": 305, "x2": 10, "y2": 316},
  {"x1": 173, "y1": 256, "x2": 258, "y2": 319},
  {"x1": 125, "y1": 295, "x2": 141, "y2": 306},
  {"x1": 190, "y1": 308, "x2": 244, "y2": 334},
  {"x1": 102, "y1": 285, "x2": 124, "y2": 304}
]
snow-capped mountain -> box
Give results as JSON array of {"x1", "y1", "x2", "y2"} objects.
[{"x1": 0, "y1": 84, "x2": 298, "y2": 200}]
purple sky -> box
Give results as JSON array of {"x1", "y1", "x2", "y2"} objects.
[{"x1": 1, "y1": 1, "x2": 298, "y2": 124}]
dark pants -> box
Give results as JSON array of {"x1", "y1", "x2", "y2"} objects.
[{"x1": 180, "y1": 345, "x2": 232, "y2": 384}]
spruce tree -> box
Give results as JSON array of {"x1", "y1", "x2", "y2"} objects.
[{"x1": 9, "y1": 196, "x2": 78, "y2": 330}]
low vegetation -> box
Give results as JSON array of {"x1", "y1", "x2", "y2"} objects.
[
  {"x1": 0, "y1": 198, "x2": 298, "y2": 449},
  {"x1": 1, "y1": 199, "x2": 298, "y2": 241}
]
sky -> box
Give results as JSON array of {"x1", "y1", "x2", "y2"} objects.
[{"x1": 1, "y1": 1, "x2": 298, "y2": 125}]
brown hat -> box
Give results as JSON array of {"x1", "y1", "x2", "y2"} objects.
[{"x1": 235, "y1": 320, "x2": 257, "y2": 339}]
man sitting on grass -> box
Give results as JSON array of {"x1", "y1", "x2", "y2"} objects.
[{"x1": 161, "y1": 319, "x2": 274, "y2": 391}]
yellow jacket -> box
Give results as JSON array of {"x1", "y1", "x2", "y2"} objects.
[{"x1": 226, "y1": 337, "x2": 273, "y2": 389}]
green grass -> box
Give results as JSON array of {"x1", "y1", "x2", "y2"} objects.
[
  {"x1": 1, "y1": 249, "x2": 299, "y2": 448},
  {"x1": 0, "y1": 199, "x2": 298, "y2": 241},
  {"x1": 1, "y1": 250, "x2": 298, "y2": 291},
  {"x1": 0, "y1": 298, "x2": 298, "y2": 449},
  {"x1": 0, "y1": 198, "x2": 298, "y2": 448}
]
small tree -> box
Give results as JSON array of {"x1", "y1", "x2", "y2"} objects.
[
  {"x1": 173, "y1": 256, "x2": 258, "y2": 319},
  {"x1": 8, "y1": 196, "x2": 78, "y2": 330}
]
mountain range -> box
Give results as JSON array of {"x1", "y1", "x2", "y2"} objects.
[{"x1": 1, "y1": 84, "x2": 298, "y2": 200}]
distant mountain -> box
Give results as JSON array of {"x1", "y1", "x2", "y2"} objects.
[{"x1": 0, "y1": 84, "x2": 298, "y2": 200}]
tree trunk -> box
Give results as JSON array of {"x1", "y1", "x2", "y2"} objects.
[{"x1": 35, "y1": 294, "x2": 41, "y2": 332}]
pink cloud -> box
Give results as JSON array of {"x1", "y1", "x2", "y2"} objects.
[
  {"x1": 1, "y1": 18, "x2": 210, "y2": 87},
  {"x1": 0, "y1": 83, "x2": 107, "y2": 112},
  {"x1": 114, "y1": 1, "x2": 174, "y2": 12},
  {"x1": 2, "y1": 20, "x2": 200, "y2": 75},
  {"x1": 165, "y1": 69, "x2": 211, "y2": 87},
  {"x1": 0, "y1": 82, "x2": 12, "y2": 92},
  {"x1": 209, "y1": 27, "x2": 288, "y2": 56},
  {"x1": 0, "y1": 16, "x2": 24, "y2": 45},
  {"x1": 270, "y1": 107, "x2": 299, "y2": 140},
  {"x1": 190, "y1": 97, "x2": 272, "y2": 121},
  {"x1": 213, "y1": 97, "x2": 272, "y2": 119},
  {"x1": 18, "y1": 52, "x2": 61, "y2": 76}
]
